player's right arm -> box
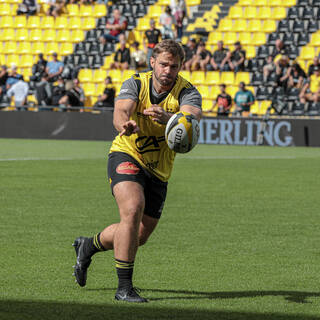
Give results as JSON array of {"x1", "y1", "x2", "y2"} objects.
[{"x1": 113, "y1": 98, "x2": 139, "y2": 136}]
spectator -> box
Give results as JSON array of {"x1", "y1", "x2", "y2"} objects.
[
  {"x1": 45, "y1": 52, "x2": 64, "y2": 83},
  {"x1": 51, "y1": 76, "x2": 66, "y2": 106},
  {"x1": 6, "y1": 65, "x2": 22, "y2": 91},
  {"x1": 211, "y1": 84, "x2": 232, "y2": 116},
  {"x1": 309, "y1": 66, "x2": 320, "y2": 92},
  {"x1": 288, "y1": 63, "x2": 305, "y2": 89},
  {"x1": 210, "y1": 41, "x2": 230, "y2": 71},
  {"x1": 299, "y1": 68, "x2": 320, "y2": 103},
  {"x1": 93, "y1": 76, "x2": 115, "y2": 110},
  {"x1": 189, "y1": 40, "x2": 211, "y2": 71},
  {"x1": 110, "y1": 39, "x2": 131, "y2": 70},
  {"x1": 99, "y1": 9, "x2": 127, "y2": 44},
  {"x1": 234, "y1": 81, "x2": 255, "y2": 116},
  {"x1": 229, "y1": 41, "x2": 246, "y2": 72},
  {"x1": 308, "y1": 56, "x2": 320, "y2": 77},
  {"x1": 130, "y1": 41, "x2": 147, "y2": 70},
  {"x1": 0, "y1": 66, "x2": 8, "y2": 98},
  {"x1": 170, "y1": 0, "x2": 186, "y2": 41},
  {"x1": 59, "y1": 78, "x2": 85, "y2": 111},
  {"x1": 143, "y1": 19, "x2": 162, "y2": 68},
  {"x1": 183, "y1": 38, "x2": 197, "y2": 71},
  {"x1": 275, "y1": 55, "x2": 291, "y2": 89},
  {"x1": 263, "y1": 55, "x2": 276, "y2": 82},
  {"x1": 7, "y1": 76, "x2": 29, "y2": 110},
  {"x1": 159, "y1": 5, "x2": 176, "y2": 40},
  {"x1": 272, "y1": 39, "x2": 289, "y2": 59},
  {"x1": 17, "y1": 0, "x2": 37, "y2": 16},
  {"x1": 47, "y1": 0, "x2": 66, "y2": 18},
  {"x1": 35, "y1": 73, "x2": 52, "y2": 107},
  {"x1": 30, "y1": 53, "x2": 47, "y2": 82}
]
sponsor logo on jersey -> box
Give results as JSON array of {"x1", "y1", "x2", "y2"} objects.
[{"x1": 116, "y1": 162, "x2": 140, "y2": 175}]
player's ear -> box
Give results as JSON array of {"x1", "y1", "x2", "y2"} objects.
[{"x1": 150, "y1": 57, "x2": 155, "y2": 69}]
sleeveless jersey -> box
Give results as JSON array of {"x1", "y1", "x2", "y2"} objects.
[{"x1": 110, "y1": 71, "x2": 192, "y2": 182}]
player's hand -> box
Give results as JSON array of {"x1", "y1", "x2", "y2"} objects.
[
  {"x1": 143, "y1": 105, "x2": 172, "y2": 124},
  {"x1": 120, "y1": 120, "x2": 140, "y2": 136}
]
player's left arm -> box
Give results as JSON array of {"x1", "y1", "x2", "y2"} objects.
[{"x1": 180, "y1": 105, "x2": 202, "y2": 121}]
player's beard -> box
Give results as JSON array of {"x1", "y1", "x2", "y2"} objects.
[{"x1": 154, "y1": 70, "x2": 175, "y2": 87}]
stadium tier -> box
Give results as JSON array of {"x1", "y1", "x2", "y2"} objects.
[{"x1": 1, "y1": 0, "x2": 320, "y2": 116}]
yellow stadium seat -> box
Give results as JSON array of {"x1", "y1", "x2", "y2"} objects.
[
  {"x1": 95, "y1": 83, "x2": 105, "y2": 96},
  {"x1": 93, "y1": 69, "x2": 107, "y2": 83},
  {"x1": 300, "y1": 47, "x2": 315, "y2": 60},
  {"x1": 7, "y1": 54, "x2": 20, "y2": 67},
  {"x1": 238, "y1": 32, "x2": 252, "y2": 45},
  {"x1": 1, "y1": 28, "x2": 15, "y2": 41},
  {"x1": 205, "y1": 71, "x2": 220, "y2": 85},
  {"x1": 122, "y1": 69, "x2": 136, "y2": 81},
  {"x1": 93, "y1": 4, "x2": 107, "y2": 18},
  {"x1": 224, "y1": 32, "x2": 237, "y2": 45},
  {"x1": 57, "y1": 30, "x2": 71, "y2": 42},
  {"x1": 27, "y1": 16, "x2": 40, "y2": 29},
  {"x1": 17, "y1": 41, "x2": 32, "y2": 54},
  {"x1": 197, "y1": 85, "x2": 210, "y2": 99},
  {"x1": 32, "y1": 42, "x2": 45, "y2": 54},
  {"x1": 71, "y1": 29, "x2": 84, "y2": 42},
  {"x1": 226, "y1": 86, "x2": 238, "y2": 99},
  {"x1": 15, "y1": 15, "x2": 27, "y2": 28},
  {"x1": 55, "y1": 16, "x2": 68, "y2": 29},
  {"x1": 186, "y1": 0, "x2": 201, "y2": 5},
  {"x1": 238, "y1": 0, "x2": 254, "y2": 5},
  {"x1": 247, "y1": 19, "x2": 262, "y2": 32},
  {"x1": 66, "y1": 4, "x2": 79, "y2": 16},
  {"x1": 108, "y1": 69, "x2": 122, "y2": 83},
  {"x1": 41, "y1": 16, "x2": 55, "y2": 29},
  {"x1": 283, "y1": 0, "x2": 296, "y2": 5},
  {"x1": 137, "y1": 18, "x2": 150, "y2": 32},
  {"x1": 20, "y1": 54, "x2": 34, "y2": 67},
  {"x1": 0, "y1": 3, "x2": 11, "y2": 16},
  {"x1": 78, "y1": 69, "x2": 93, "y2": 83},
  {"x1": 229, "y1": 6, "x2": 243, "y2": 19},
  {"x1": 262, "y1": 20, "x2": 276, "y2": 33},
  {"x1": 82, "y1": 83, "x2": 96, "y2": 96},
  {"x1": 179, "y1": 70, "x2": 191, "y2": 81},
  {"x1": 258, "y1": 7, "x2": 271, "y2": 19},
  {"x1": 233, "y1": 19, "x2": 247, "y2": 32},
  {"x1": 0, "y1": 16, "x2": 14, "y2": 28},
  {"x1": 43, "y1": 29, "x2": 56, "y2": 42},
  {"x1": 259, "y1": 101, "x2": 271, "y2": 115},
  {"x1": 158, "y1": 0, "x2": 170, "y2": 5},
  {"x1": 251, "y1": 32, "x2": 266, "y2": 45},
  {"x1": 79, "y1": 5, "x2": 93, "y2": 17},
  {"x1": 219, "y1": 19, "x2": 233, "y2": 32},
  {"x1": 244, "y1": 45, "x2": 256, "y2": 59},
  {"x1": 45, "y1": 42, "x2": 59, "y2": 55},
  {"x1": 16, "y1": 29, "x2": 29, "y2": 41},
  {"x1": 202, "y1": 99, "x2": 213, "y2": 112},
  {"x1": 81, "y1": 17, "x2": 96, "y2": 30},
  {"x1": 310, "y1": 33, "x2": 320, "y2": 46},
  {"x1": 207, "y1": 31, "x2": 223, "y2": 45},
  {"x1": 235, "y1": 72, "x2": 250, "y2": 85},
  {"x1": 69, "y1": 17, "x2": 82, "y2": 30},
  {"x1": 255, "y1": 0, "x2": 268, "y2": 5},
  {"x1": 60, "y1": 42, "x2": 73, "y2": 55},
  {"x1": 148, "y1": 6, "x2": 162, "y2": 18},
  {"x1": 243, "y1": 6, "x2": 257, "y2": 19},
  {"x1": 29, "y1": 29, "x2": 43, "y2": 41},
  {"x1": 3, "y1": 41, "x2": 17, "y2": 54},
  {"x1": 210, "y1": 85, "x2": 220, "y2": 100},
  {"x1": 220, "y1": 72, "x2": 235, "y2": 86},
  {"x1": 272, "y1": 7, "x2": 286, "y2": 20},
  {"x1": 250, "y1": 101, "x2": 260, "y2": 115},
  {"x1": 269, "y1": 0, "x2": 280, "y2": 6},
  {"x1": 191, "y1": 71, "x2": 205, "y2": 85}
]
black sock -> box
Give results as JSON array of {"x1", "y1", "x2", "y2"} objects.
[
  {"x1": 85, "y1": 233, "x2": 107, "y2": 256},
  {"x1": 115, "y1": 259, "x2": 134, "y2": 290}
]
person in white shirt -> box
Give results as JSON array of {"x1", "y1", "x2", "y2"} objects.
[{"x1": 7, "y1": 76, "x2": 29, "y2": 110}]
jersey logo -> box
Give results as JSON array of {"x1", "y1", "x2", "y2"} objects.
[
  {"x1": 116, "y1": 162, "x2": 140, "y2": 175},
  {"x1": 135, "y1": 136, "x2": 165, "y2": 154}
]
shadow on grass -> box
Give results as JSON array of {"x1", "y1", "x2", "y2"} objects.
[{"x1": 1, "y1": 298, "x2": 320, "y2": 320}]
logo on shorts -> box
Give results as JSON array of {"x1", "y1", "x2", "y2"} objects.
[{"x1": 116, "y1": 162, "x2": 140, "y2": 175}]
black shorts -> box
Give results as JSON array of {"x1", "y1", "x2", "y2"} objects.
[{"x1": 107, "y1": 152, "x2": 168, "y2": 219}]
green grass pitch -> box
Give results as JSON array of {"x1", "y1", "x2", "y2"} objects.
[{"x1": 1, "y1": 138, "x2": 320, "y2": 320}]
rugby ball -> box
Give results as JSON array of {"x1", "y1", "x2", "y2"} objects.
[{"x1": 165, "y1": 111, "x2": 200, "y2": 153}]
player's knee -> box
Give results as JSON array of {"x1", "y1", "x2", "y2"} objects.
[{"x1": 121, "y1": 203, "x2": 144, "y2": 225}]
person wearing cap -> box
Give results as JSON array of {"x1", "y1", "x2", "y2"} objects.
[
  {"x1": 275, "y1": 55, "x2": 291, "y2": 89},
  {"x1": 6, "y1": 65, "x2": 23, "y2": 91},
  {"x1": 30, "y1": 53, "x2": 48, "y2": 82},
  {"x1": 46, "y1": 52, "x2": 64, "y2": 83},
  {"x1": 210, "y1": 40, "x2": 230, "y2": 71},
  {"x1": 7, "y1": 75, "x2": 29, "y2": 110},
  {"x1": 308, "y1": 56, "x2": 320, "y2": 77},
  {"x1": 234, "y1": 81, "x2": 255, "y2": 116},
  {"x1": 130, "y1": 41, "x2": 147, "y2": 70},
  {"x1": 110, "y1": 39, "x2": 131, "y2": 70},
  {"x1": 229, "y1": 41, "x2": 246, "y2": 72},
  {"x1": 143, "y1": 19, "x2": 162, "y2": 68}
]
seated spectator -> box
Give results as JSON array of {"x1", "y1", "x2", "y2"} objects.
[
  {"x1": 189, "y1": 40, "x2": 211, "y2": 71},
  {"x1": 288, "y1": 63, "x2": 305, "y2": 89},
  {"x1": 229, "y1": 41, "x2": 246, "y2": 72},
  {"x1": 160, "y1": 5, "x2": 176, "y2": 40},
  {"x1": 263, "y1": 55, "x2": 276, "y2": 82},
  {"x1": 45, "y1": 52, "x2": 64, "y2": 83},
  {"x1": 51, "y1": 76, "x2": 66, "y2": 106},
  {"x1": 99, "y1": 9, "x2": 127, "y2": 44},
  {"x1": 299, "y1": 70, "x2": 320, "y2": 103},
  {"x1": 93, "y1": 76, "x2": 115, "y2": 110},
  {"x1": 170, "y1": 0, "x2": 186, "y2": 41},
  {"x1": 30, "y1": 53, "x2": 47, "y2": 82},
  {"x1": 130, "y1": 41, "x2": 147, "y2": 70},
  {"x1": 143, "y1": 19, "x2": 162, "y2": 68},
  {"x1": 35, "y1": 73, "x2": 52, "y2": 107},
  {"x1": 211, "y1": 84, "x2": 232, "y2": 116},
  {"x1": 309, "y1": 66, "x2": 320, "y2": 92},
  {"x1": 59, "y1": 78, "x2": 85, "y2": 111},
  {"x1": 47, "y1": 0, "x2": 66, "y2": 18},
  {"x1": 308, "y1": 56, "x2": 320, "y2": 77},
  {"x1": 275, "y1": 55, "x2": 291, "y2": 89},
  {"x1": 272, "y1": 39, "x2": 290, "y2": 59},
  {"x1": 7, "y1": 76, "x2": 29, "y2": 110},
  {"x1": 110, "y1": 39, "x2": 131, "y2": 70},
  {"x1": 0, "y1": 65, "x2": 8, "y2": 98},
  {"x1": 210, "y1": 41, "x2": 230, "y2": 71},
  {"x1": 234, "y1": 82, "x2": 255, "y2": 116},
  {"x1": 6, "y1": 65, "x2": 23, "y2": 91},
  {"x1": 17, "y1": 0, "x2": 37, "y2": 16},
  {"x1": 183, "y1": 38, "x2": 197, "y2": 71}
]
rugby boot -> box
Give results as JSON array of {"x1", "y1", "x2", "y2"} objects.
[
  {"x1": 115, "y1": 287, "x2": 148, "y2": 303},
  {"x1": 72, "y1": 237, "x2": 92, "y2": 287}
]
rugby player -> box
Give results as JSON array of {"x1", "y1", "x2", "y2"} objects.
[{"x1": 73, "y1": 39, "x2": 202, "y2": 302}]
